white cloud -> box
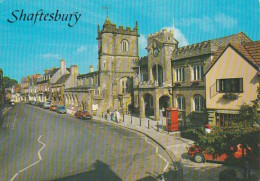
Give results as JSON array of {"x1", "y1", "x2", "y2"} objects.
[
  {"x1": 214, "y1": 13, "x2": 237, "y2": 29},
  {"x1": 178, "y1": 13, "x2": 237, "y2": 32},
  {"x1": 76, "y1": 46, "x2": 87, "y2": 53},
  {"x1": 163, "y1": 18, "x2": 189, "y2": 47},
  {"x1": 40, "y1": 53, "x2": 60, "y2": 59}
]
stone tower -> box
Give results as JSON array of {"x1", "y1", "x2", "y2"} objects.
[
  {"x1": 96, "y1": 17, "x2": 139, "y2": 112},
  {"x1": 146, "y1": 29, "x2": 178, "y2": 87}
]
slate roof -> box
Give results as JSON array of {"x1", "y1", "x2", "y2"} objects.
[
  {"x1": 54, "y1": 74, "x2": 70, "y2": 84},
  {"x1": 172, "y1": 32, "x2": 252, "y2": 60}
]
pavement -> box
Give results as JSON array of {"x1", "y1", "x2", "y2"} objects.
[{"x1": 93, "y1": 114, "x2": 260, "y2": 181}]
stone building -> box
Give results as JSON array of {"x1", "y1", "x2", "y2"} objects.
[
  {"x1": 65, "y1": 17, "x2": 139, "y2": 116},
  {"x1": 29, "y1": 74, "x2": 41, "y2": 102},
  {"x1": 51, "y1": 62, "x2": 78, "y2": 105},
  {"x1": 133, "y1": 29, "x2": 178, "y2": 121},
  {"x1": 37, "y1": 59, "x2": 70, "y2": 103},
  {"x1": 170, "y1": 32, "x2": 251, "y2": 127},
  {"x1": 21, "y1": 76, "x2": 30, "y2": 102}
]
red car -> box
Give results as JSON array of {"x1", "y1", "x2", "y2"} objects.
[
  {"x1": 74, "y1": 111, "x2": 92, "y2": 119},
  {"x1": 50, "y1": 105, "x2": 58, "y2": 112},
  {"x1": 188, "y1": 144, "x2": 251, "y2": 163}
]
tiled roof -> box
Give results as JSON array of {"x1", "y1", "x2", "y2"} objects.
[
  {"x1": 206, "y1": 41, "x2": 260, "y2": 75},
  {"x1": 212, "y1": 41, "x2": 260, "y2": 68}
]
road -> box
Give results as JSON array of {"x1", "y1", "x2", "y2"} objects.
[{"x1": 0, "y1": 103, "x2": 177, "y2": 181}]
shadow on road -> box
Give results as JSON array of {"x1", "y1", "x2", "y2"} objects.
[{"x1": 52, "y1": 160, "x2": 122, "y2": 181}]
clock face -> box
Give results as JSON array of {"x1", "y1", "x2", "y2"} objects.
[{"x1": 153, "y1": 47, "x2": 159, "y2": 57}]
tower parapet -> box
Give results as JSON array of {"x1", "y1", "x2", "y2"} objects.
[{"x1": 97, "y1": 17, "x2": 138, "y2": 38}]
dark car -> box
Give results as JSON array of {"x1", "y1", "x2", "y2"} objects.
[
  {"x1": 38, "y1": 102, "x2": 44, "y2": 108},
  {"x1": 74, "y1": 110, "x2": 92, "y2": 119},
  {"x1": 50, "y1": 105, "x2": 58, "y2": 112},
  {"x1": 56, "y1": 106, "x2": 67, "y2": 114}
]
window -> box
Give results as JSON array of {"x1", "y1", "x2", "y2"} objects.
[
  {"x1": 192, "y1": 65, "x2": 203, "y2": 81},
  {"x1": 175, "y1": 68, "x2": 185, "y2": 82},
  {"x1": 121, "y1": 40, "x2": 129, "y2": 52},
  {"x1": 176, "y1": 95, "x2": 185, "y2": 110},
  {"x1": 194, "y1": 95, "x2": 204, "y2": 112},
  {"x1": 94, "y1": 89, "x2": 100, "y2": 96},
  {"x1": 216, "y1": 78, "x2": 243, "y2": 93}
]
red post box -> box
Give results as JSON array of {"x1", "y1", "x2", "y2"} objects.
[{"x1": 165, "y1": 107, "x2": 178, "y2": 131}]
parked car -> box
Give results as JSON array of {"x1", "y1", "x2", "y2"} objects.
[
  {"x1": 74, "y1": 110, "x2": 92, "y2": 119},
  {"x1": 43, "y1": 102, "x2": 51, "y2": 109},
  {"x1": 56, "y1": 106, "x2": 67, "y2": 114},
  {"x1": 38, "y1": 102, "x2": 44, "y2": 108},
  {"x1": 50, "y1": 105, "x2": 58, "y2": 112},
  {"x1": 188, "y1": 144, "x2": 251, "y2": 163},
  {"x1": 31, "y1": 101, "x2": 36, "y2": 106}
]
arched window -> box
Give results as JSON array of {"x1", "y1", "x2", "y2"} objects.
[
  {"x1": 121, "y1": 40, "x2": 129, "y2": 52},
  {"x1": 194, "y1": 95, "x2": 204, "y2": 112},
  {"x1": 176, "y1": 95, "x2": 185, "y2": 111}
]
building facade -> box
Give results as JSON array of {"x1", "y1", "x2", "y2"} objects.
[
  {"x1": 20, "y1": 76, "x2": 30, "y2": 102},
  {"x1": 170, "y1": 32, "x2": 251, "y2": 127},
  {"x1": 205, "y1": 41, "x2": 260, "y2": 126},
  {"x1": 133, "y1": 29, "x2": 178, "y2": 121}
]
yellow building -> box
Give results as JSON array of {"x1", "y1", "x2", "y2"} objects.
[{"x1": 205, "y1": 41, "x2": 260, "y2": 126}]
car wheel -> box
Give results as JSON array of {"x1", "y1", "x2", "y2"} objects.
[{"x1": 194, "y1": 153, "x2": 205, "y2": 163}]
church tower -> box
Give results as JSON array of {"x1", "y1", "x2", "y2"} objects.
[{"x1": 97, "y1": 17, "x2": 139, "y2": 112}]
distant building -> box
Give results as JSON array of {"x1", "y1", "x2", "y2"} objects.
[
  {"x1": 51, "y1": 60, "x2": 78, "y2": 105},
  {"x1": 36, "y1": 67, "x2": 60, "y2": 103},
  {"x1": 205, "y1": 41, "x2": 260, "y2": 126},
  {"x1": 11, "y1": 84, "x2": 21, "y2": 103},
  {"x1": 29, "y1": 74, "x2": 41, "y2": 102},
  {"x1": 20, "y1": 76, "x2": 30, "y2": 102}
]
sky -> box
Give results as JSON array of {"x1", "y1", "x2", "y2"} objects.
[{"x1": 0, "y1": 0, "x2": 259, "y2": 82}]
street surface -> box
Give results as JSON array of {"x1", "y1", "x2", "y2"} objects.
[{"x1": 0, "y1": 103, "x2": 177, "y2": 181}]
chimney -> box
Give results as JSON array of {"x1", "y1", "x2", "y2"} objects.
[
  {"x1": 60, "y1": 59, "x2": 66, "y2": 75},
  {"x1": 44, "y1": 69, "x2": 49, "y2": 74},
  {"x1": 89, "y1": 65, "x2": 94, "y2": 73},
  {"x1": 69, "y1": 65, "x2": 78, "y2": 87}
]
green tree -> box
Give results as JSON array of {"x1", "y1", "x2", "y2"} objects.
[
  {"x1": 191, "y1": 100, "x2": 259, "y2": 180},
  {"x1": 3, "y1": 76, "x2": 18, "y2": 88}
]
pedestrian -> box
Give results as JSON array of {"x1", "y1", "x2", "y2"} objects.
[
  {"x1": 107, "y1": 112, "x2": 110, "y2": 122},
  {"x1": 116, "y1": 109, "x2": 120, "y2": 123}
]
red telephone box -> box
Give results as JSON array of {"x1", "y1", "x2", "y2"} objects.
[{"x1": 165, "y1": 107, "x2": 178, "y2": 131}]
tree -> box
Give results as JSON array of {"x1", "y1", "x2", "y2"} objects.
[
  {"x1": 3, "y1": 76, "x2": 18, "y2": 88},
  {"x1": 191, "y1": 100, "x2": 259, "y2": 180}
]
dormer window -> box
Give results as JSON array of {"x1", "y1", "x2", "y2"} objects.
[{"x1": 121, "y1": 40, "x2": 129, "y2": 52}]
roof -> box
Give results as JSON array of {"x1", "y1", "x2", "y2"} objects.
[
  {"x1": 77, "y1": 71, "x2": 98, "y2": 78},
  {"x1": 205, "y1": 41, "x2": 260, "y2": 75},
  {"x1": 54, "y1": 74, "x2": 70, "y2": 84},
  {"x1": 172, "y1": 32, "x2": 252, "y2": 61},
  {"x1": 44, "y1": 68, "x2": 59, "y2": 76}
]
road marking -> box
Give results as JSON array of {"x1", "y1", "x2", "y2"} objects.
[
  {"x1": 144, "y1": 137, "x2": 169, "y2": 175},
  {"x1": 10, "y1": 135, "x2": 46, "y2": 181}
]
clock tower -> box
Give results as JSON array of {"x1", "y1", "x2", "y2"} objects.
[{"x1": 146, "y1": 29, "x2": 178, "y2": 86}]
